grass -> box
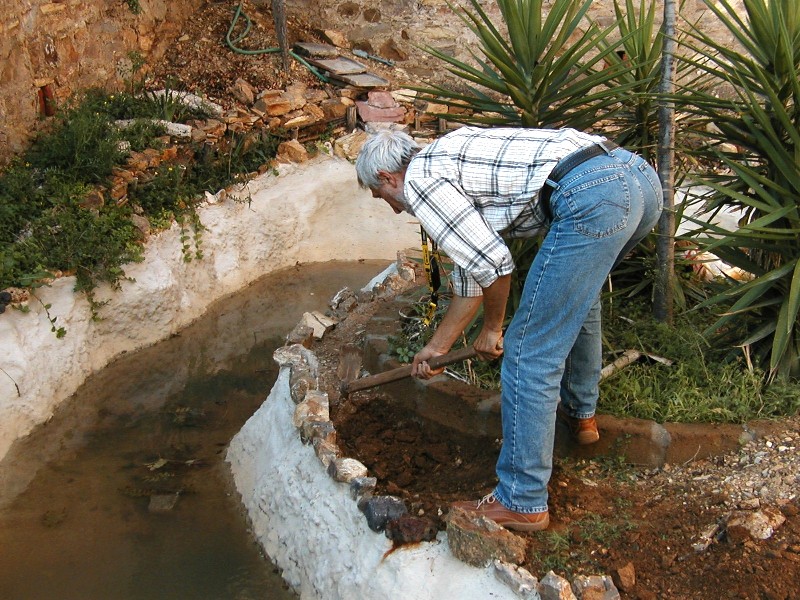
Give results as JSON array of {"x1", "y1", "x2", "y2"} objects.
[
  {"x1": 389, "y1": 292, "x2": 800, "y2": 424},
  {"x1": 600, "y1": 296, "x2": 800, "y2": 423}
]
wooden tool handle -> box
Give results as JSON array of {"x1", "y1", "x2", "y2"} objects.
[{"x1": 343, "y1": 346, "x2": 478, "y2": 395}]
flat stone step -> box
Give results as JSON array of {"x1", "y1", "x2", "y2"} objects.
[
  {"x1": 331, "y1": 72, "x2": 391, "y2": 88},
  {"x1": 292, "y1": 42, "x2": 340, "y2": 58}
]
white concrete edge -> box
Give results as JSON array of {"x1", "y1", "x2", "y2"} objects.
[
  {"x1": 226, "y1": 366, "x2": 521, "y2": 600},
  {"x1": 0, "y1": 154, "x2": 419, "y2": 463}
]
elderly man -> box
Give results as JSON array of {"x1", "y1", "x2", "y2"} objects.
[{"x1": 355, "y1": 127, "x2": 662, "y2": 532}]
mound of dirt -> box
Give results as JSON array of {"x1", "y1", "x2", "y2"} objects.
[{"x1": 315, "y1": 286, "x2": 800, "y2": 600}]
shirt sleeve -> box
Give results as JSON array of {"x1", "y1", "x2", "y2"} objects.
[{"x1": 406, "y1": 176, "x2": 515, "y2": 297}]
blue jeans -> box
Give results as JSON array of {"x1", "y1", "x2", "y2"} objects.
[{"x1": 494, "y1": 145, "x2": 663, "y2": 513}]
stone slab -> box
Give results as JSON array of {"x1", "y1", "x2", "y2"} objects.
[
  {"x1": 307, "y1": 56, "x2": 367, "y2": 75},
  {"x1": 293, "y1": 42, "x2": 340, "y2": 58},
  {"x1": 330, "y1": 72, "x2": 391, "y2": 88}
]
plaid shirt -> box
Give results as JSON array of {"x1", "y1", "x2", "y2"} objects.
[{"x1": 405, "y1": 127, "x2": 605, "y2": 296}]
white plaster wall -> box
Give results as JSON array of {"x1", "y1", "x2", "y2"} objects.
[
  {"x1": 227, "y1": 367, "x2": 521, "y2": 600},
  {"x1": 0, "y1": 155, "x2": 419, "y2": 463}
]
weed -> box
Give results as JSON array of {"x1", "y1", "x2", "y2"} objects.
[
  {"x1": 125, "y1": 0, "x2": 142, "y2": 15},
  {"x1": 30, "y1": 292, "x2": 66, "y2": 338},
  {"x1": 530, "y1": 530, "x2": 573, "y2": 575},
  {"x1": 25, "y1": 100, "x2": 123, "y2": 183},
  {"x1": 117, "y1": 119, "x2": 167, "y2": 152}
]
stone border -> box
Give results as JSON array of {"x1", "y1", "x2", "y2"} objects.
[
  {"x1": 227, "y1": 262, "x2": 791, "y2": 600},
  {"x1": 226, "y1": 263, "x2": 622, "y2": 600}
]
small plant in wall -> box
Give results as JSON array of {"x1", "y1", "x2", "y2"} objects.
[{"x1": 125, "y1": 0, "x2": 142, "y2": 15}]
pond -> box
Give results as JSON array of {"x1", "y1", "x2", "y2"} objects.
[{"x1": 0, "y1": 260, "x2": 391, "y2": 600}]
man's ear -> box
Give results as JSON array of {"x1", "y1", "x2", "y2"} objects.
[{"x1": 377, "y1": 170, "x2": 398, "y2": 186}]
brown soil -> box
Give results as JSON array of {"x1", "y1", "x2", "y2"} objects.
[
  {"x1": 146, "y1": 5, "x2": 800, "y2": 598},
  {"x1": 148, "y1": 0, "x2": 400, "y2": 104},
  {"x1": 314, "y1": 286, "x2": 800, "y2": 600}
]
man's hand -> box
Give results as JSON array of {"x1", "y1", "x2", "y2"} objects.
[
  {"x1": 474, "y1": 327, "x2": 504, "y2": 361},
  {"x1": 411, "y1": 345, "x2": 446, "y2": 379}
]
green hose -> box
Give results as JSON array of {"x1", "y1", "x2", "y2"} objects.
[{"x1": 225, "y1": 3, "x2": 330, "y2": 83}]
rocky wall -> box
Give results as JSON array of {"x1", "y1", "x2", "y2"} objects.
[
  {"x1": 0, "y1": 0, "x2": 201, "y2": 164},
  {"x1": 1, "y1": 0, "x2": 746, "y2": 165}
]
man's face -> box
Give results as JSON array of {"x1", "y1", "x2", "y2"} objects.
[{"x1": 371, "y1": 171, "x2": 413, "y2": 215}]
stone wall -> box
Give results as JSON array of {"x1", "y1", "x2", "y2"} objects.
[
  {"x1": 1, "y1": 0, "x2": 746, "y2": 165},
  {"x1": 0, "y1": 0, "x2": 201, "y2": 163}
]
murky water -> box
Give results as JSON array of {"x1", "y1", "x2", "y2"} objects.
[{"x1": 0, "y1": 260, "x2": 390, "y2": 600}]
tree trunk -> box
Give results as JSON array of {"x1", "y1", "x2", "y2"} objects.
[
  {"x1": 272, "y1": 0, "x2": 290, "y2": 73},
  {"x1": 655, "y1": 0, "x2": 677, "y2": 323}
]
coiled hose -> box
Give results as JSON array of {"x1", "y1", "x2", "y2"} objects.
[{"x1": 225, "y1": 2, "x2": 329, "y2": 83}]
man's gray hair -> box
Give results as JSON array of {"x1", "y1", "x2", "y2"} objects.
[{"x1": 355, "y1": 130, "x2": 421, "y2": 189}]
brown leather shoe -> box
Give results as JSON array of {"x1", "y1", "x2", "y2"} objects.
[
  {"x1": 557, "y1": 406, "x2": 600, "y2": 445},
  {"x1": 451, "y1": 494, "x2": 549, "y2": 532}
]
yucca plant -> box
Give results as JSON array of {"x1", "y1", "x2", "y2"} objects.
[
  {"x1": 415, "y1": 0, "x2": 679, "y2": 320},
  {"x1": 415, "y1": 0, "x2": 635, "y2": 129},
  {"x1": 675, "y1": 0, "x2": 800, "y2": 379}
]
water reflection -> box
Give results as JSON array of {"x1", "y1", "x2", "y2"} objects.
[{"x1": 0, "y1": 260, "x2": 390, "y2": 600}]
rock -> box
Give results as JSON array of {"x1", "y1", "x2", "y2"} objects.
[
  {"x1": 161, "y1": 122, "x2": 192, "y2": 138},
  {"x1": 230, "y1": 78, "x2": 256, "y2": 105},
  {"x1": 148, "y1": 493, "x2": 180, "y2": 513},
  {"x1": 318, "y1": 29, "x2": 350, "y2": 48},
  {"x1": 540, "y1": 571, "x2": 577, "y2": 600},
  {"x1": 293, "y1": 390, "x2": 329, "y2": 428},
  {"x1": 289, "y1": 363, "x2": 317, "y2": 403},
  {"x1": 253, "y1": 96, "x2": 293, "y2": 117},
  {"x1": 333, "y1": 129, "x2": 368, "y2": 160},
  {"x1": 282, "y1": 114, "x2": 318, "y2": 129},
  {"x1": 320, "y1": 98, "x2": 349, "y2": 120},
  {"x1": 300, "y1": 310, "x2": 338, "y2": 338},
  {"x1": 611, "y1": 562, "x2": 636, "y2": 592},
  {"x1": 385, "y1": 514, "x2": 438, "y2": 543},
  {"x1": 355, "y1": 100, "x2": 406, "y2": 123},
  {"x1": 273, "y1": 344, "x2": 319, "y2": 372},
  {"x1": 277, "y1": 139, "x2": 309, "y2": 163},
  {"x1": 358, "y1": 495, "x2": 408, "y2": 532},
  {"x1": 349, "y1": 476, "x2": 377, "y2": 499},
  {"x1": 312, "y1": 437, "x2": 339, "y2": 468},
  {"x1": 287, "y1": 322, "x2": 315, "y2": 348},
  {"x1": 494, "y1": 561, "x2": 541, "y2": 599},
  {"x1": 302, "y1": 419, "x2": 336, "y2": 446},
  {"x1": 571, "y1": 574, "x2": 620, "y2": 599},
  {"x1": 392, "y1": 88, "x2": 417, "y2": 103},
  {"x1": 79, "y1": 189, "x2": 105, "y2": 210},
  {"x1": 328, "y1": 457, "x2": 368, "y2": 482},
  {"x1": 445, "y1": 506, "x2": 527, "y2": 567},
  {"x1": 380, "y1": 38, "x2": 408, "y2": 61},
  {"x1": 366, "y1": 90, "x2": 399, "y2": 109},
  {"x1": 130, "y1": 214, "x2": 150, "y2": 238},
  {"x1": 304, "y1": 104, "x2": 326, "y2": 121},
  {"x1": 330, "y1": 287, "x2": 357, "y2": 311},
  {"x1": 726, "y1": 508, "x2": 786, "y2": 543}
]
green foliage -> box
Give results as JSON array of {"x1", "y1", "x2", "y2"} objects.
[
  {"x1": 674, "y1": 0, "x2": 800, "y2": 379},
  {"x1": 125, "y1": 0, "x2": 142, "y2": 15},
  {"x1": 0, "y1": 84, "x2": 283, "y2": 333},
  {"x1": 119, "y1": 119, "x2": 167, "y2": 153},
  {"x1": 415, "y1": 0, "x2": 630, "y2": 130},
  {"x1": 21, "y1": 201, "x2": 143, "y2": 293},
  {"x1": 600, "y1": 296, "x2": 800, "y2": 422},
  {"x1": 25, "y1": 99, "x2": 124, "y2": 183}
]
